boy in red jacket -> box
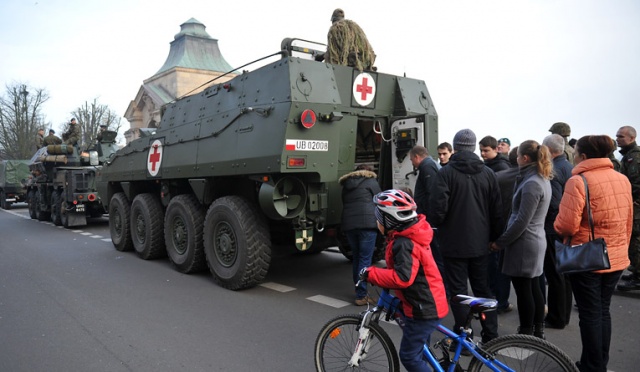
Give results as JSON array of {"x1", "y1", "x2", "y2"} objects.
[{"x1": 361, "y1": 189, "x2": 449, "y2": 371}]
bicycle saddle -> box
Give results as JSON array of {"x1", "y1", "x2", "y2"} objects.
[{"x1": 452, "y1": 295, "x2": 498, "y2": 313}]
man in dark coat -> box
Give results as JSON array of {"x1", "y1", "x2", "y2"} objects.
[
  {"x1": 409, "y1": 145, "x2": 446, "y2": 294},
  {"x1": 339, "y1": 164, "x2": 381, "y2": 305},
  {"x1": 480, "y1": 135, "x2": 510, "y2": 172},
  {"x1": 542, "y1": 134, "x2": 574, "y2": 327},
  {"x1": 429, "y1": 129, "x2": 503, "y2": 343},
  {"x1": 616, "y1": 125, "x2": 640, "y2": 291}
]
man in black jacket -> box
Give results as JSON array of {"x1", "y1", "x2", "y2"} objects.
[
  {"x1": 480, "y1": 135, "x2": 510, "y2": 172},
  {"x1": 429, "y1": 129, "x2": 503, "y2": 343},
  {"x1": 542, "y1": 134, "x2": 574, "y2": 327},
  {"x1": 410, "y1": 145, "x2": 446, "y2": 292}
]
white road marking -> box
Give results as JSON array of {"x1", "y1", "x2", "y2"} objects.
[
  {"x1": 80, "y1": 232, "x2": 92, "y2": 236},
  {"x1": 307, "y1": 295, "x2": 350, "y2": 308},
  {"x1": 101, "y1": 238, "x2": 111, "y2": 242},
  {"x1": 259, "y1": 282, "x2": 295, "y2": 293}
]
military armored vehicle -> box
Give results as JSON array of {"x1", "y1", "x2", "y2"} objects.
[
  {"x1": 27, "y1": 131, "x2": 119, "y2": 227},
  {"x1": 96, "y1": 38, "x2": 438, "y2": 290},
  {"x1": 0, "y1": 160, "x2": 31, "y2": 209}
]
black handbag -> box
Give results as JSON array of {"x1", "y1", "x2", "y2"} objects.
[{"x1": 555, "y1": 174, "x2": 611, "y2": 274}]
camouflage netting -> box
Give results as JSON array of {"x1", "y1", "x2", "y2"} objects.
[{"x1": 326, "y1": 19, "x2": 376, "y2": 71}]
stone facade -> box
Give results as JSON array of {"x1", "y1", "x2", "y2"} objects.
[{"x1": 124, "y1": 18, "x2": 236, "y2": 143}]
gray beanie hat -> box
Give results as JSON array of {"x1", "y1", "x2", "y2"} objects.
[{"x1": 453, "y1": 129, "x2": 477, "y2": 152}]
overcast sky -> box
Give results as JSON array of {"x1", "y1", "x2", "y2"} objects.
[{"x1": 1, "y1": 0, "x2": 638, "y2": 151}]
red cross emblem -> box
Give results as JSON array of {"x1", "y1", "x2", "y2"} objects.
[
  {"x1": 352, "y1": 72, "x2": 376, "y2": 106},
  {"x1": 147, "y1": 139, "x2": 163, "y2": 176}
]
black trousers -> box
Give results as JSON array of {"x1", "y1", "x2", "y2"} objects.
[
  {"x1": 443, "y1": 255, "x2": 498, "y2": 342},
  {"x1": 571, "y1": 270, "x2": 622, "y2": 372},
  {"x1": 543, "y1": 234, "x2": 573, "y2": 326}
]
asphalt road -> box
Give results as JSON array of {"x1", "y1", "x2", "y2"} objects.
[{"x1": 0, "y1": 204, "x2": 638, "y2": 371}]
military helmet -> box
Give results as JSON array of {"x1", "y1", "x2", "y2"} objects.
[{"x1": 549, "y1": 122, "x2": 571, "y2": 136}]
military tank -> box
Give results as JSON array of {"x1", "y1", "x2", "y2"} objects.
[{"x1": 96, "y1": 38, "x2": 438, "y2": 290}]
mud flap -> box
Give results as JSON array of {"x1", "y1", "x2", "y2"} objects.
[{"x1": 66, "y1": 212, "x2": 87, "y2": 227}]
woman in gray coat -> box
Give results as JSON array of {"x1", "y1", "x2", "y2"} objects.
[{"x1": 490, "y1": 140, "x2": 552, "y2": 338}]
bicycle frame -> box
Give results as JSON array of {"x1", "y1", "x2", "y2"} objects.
[{"x1": 365, "y1": 288, "x2": 514, "y2": 372}]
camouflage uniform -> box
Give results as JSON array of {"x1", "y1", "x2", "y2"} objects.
[
  {"x1": 34, "y1": 131, "x2": 44, "y2": 150},
  {"x1": 620, "y1": 141, "x2": 640, "y2": 277},
  {"x1": 62, "y1": 121, "x2": 81, "y2": 146},
  {"x1": 43, "y1": 133, "x2": 62, "y2": 146},
  {"x1": 325, "y1": 9, "x2": 376, "y2": 71}
]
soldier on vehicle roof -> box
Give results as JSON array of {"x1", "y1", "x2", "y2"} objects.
[
  {"x1": 317, "y1": 8, "x2": 376, "y2": 71},
  {"x1": 62, "y1": 118, "x2": 81, "y2": 146},
  {"x1": 43, "y1": 129, "x2": 62, "y2": 146},
  {"x1": 34, "y1": 127, "x2": 45, "y2": 150}
]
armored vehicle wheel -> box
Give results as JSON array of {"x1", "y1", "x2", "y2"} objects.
[
  {"x1": 51, "y1": 190, "x2": 63, "y2": 226},
  {"x1": 59, "y1": 195, "x2": 72, "y2": 228},
  {"x1": 164, "y1": 194, "x2": 206, "y2": 273},
  {"x1": 130, "y1": 193, "x2": 166, "y2": 260},
  {"x1": 35, "y1": 190, "x2": 50, "y2": 221},
  {"x1": 203, "y1": 196, "x2": 271, "y2": 290},
  {"x1": 1, "y1": 191, "x2": 9, "y2": 210},
  {"x1": 27, "y1": 190, "x2": 37, "y2": 219},
  {"x1": 109, "y1": 193, "x2": 133, "y2": 252}
]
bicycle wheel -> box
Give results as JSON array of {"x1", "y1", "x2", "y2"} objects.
[
  {"x1": 314, "y1": 314, "x2": 400, "y2": 372},
  {"x1": 467, "y1": 334, "x2": 578, "y2": 372}
]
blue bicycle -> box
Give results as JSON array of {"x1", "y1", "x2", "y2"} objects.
[{"x1": 314, "y1": 288, "x2": 577, "y2": 371}]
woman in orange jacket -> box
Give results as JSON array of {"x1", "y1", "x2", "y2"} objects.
[{"x1": 554, "y1": 135, "x2": 632, "y2": 372}]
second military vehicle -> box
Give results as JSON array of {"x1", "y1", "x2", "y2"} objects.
[
  {"x1": 27, "y1": 131, "x2": 119, "y2": 227},
  {"x1": 0, "y1": 160, "x2": 30, "y2": 209},
  {"x1": 96, "y1": 38, "x2": 438, "y2": 290}
]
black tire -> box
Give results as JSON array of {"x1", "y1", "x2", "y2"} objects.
[
  {"x1": 203, "y1": 196, "x2": 271, "y2": 290},
  {"x1": 109, "y1": 193, "x2": 133, "y2": 252},
  {"x1": 27, "y1": 190, "x2": 37, "y2": 219},
  {"x1": 164, "y1": 194, "x2": 206, "y2": 273},
  {"x1": 51, "y1": 190, "x2": 62, "y2": 226},
  {"x1": 314, "y1": 314, "x2": 400, "y2": 372},
  {"x1": 130, "y1": 193, "x2": 166, "y2": 260},
  {"x1": 467, "y1": 334, "x2": 578, "y2": 372},
  {"x1": 35, "y1": 190, "x2": 50, "y2": 221},
  {"x1": 1, "y1": 191, "x2": 9, "y2": 210}
]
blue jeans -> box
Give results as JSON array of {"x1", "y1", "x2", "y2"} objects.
[
  {"x1": 345, "y1": 229, "x2": 378, "y2": 299},
  {"x1": 570, "y1": 270, "x2": 622, "y2": 372},
  {"x1": 399, "y1": 317, "x2": 440, "y2": 372}
]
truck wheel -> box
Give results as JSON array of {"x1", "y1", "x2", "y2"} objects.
[
  {"x1": 203, "y1": 196, "x2": 271, "y2": 290},
  {"x1": 36, "y1": 191, "x2": 50, "y2": 221},
  {"x1": 164, "y1": 194, "x2": 206, "y2": 273},
  {"x1": 51, "y1": 190, "x2": 62, "y2": 226},
  {"x1": 1, "y1": 191, "x2": 8, "y2": 210},
  {"x1": 28, "y1": 190, "x2": 37, "y2": 219},
  {"x1": 109, "y1": 193, "x2": 133, "y2": 252},
  {"x1": 130, "y1": 193, "x2": 166, "y2": 260}
]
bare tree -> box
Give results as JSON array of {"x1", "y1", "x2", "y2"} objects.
[
  {"x1": 63, "y1": 98, "x2": 122, "y2": 149},
  {"x1": 0, "y1": 83, "x2": 50, "y2": 160}
]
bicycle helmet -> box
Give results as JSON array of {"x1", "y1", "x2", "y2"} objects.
[{"x1": 373, "y1": 189, "x2": 418, "y2": 231}]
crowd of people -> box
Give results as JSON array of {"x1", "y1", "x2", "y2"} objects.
[{"x1": 345, "y1": 122, "x2": 637, "y2": 372}]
